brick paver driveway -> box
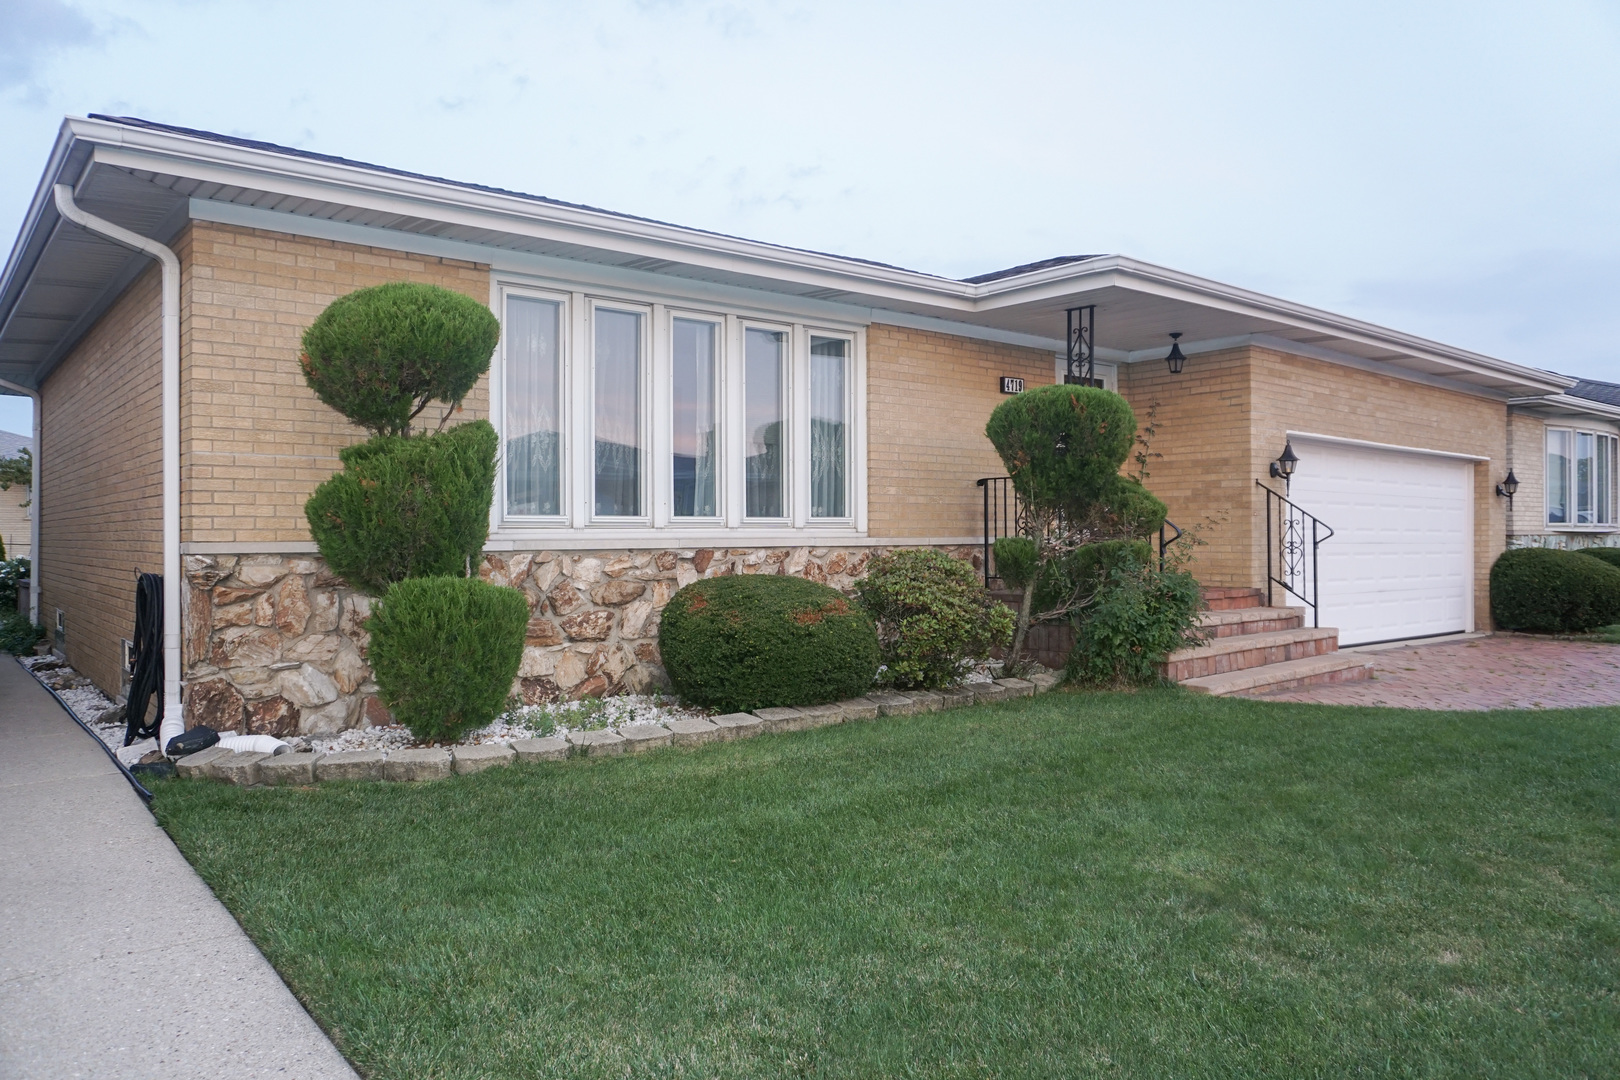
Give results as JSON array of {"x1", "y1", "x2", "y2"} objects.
[{"x1": 1249, "y1": 634, "x2": 1620, "y2": 709}]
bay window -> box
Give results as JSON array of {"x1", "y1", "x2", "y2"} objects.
[
  {"x1": 1547, "y1": 427, "x2": 1616, "y2": 526},
  {"x1": 496, "y1": 278, "x2": 862, "y2": 534}
]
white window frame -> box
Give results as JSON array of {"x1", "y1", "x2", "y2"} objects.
[
  {"x1": 739, "y1": 318, "x2": 794, "y2": 526},
  {"x1": 586, "y1": 298, "x2": 653, "y2": 525},
  {"x1": 1546, "y1": 426, "x2": 1618, "y2": 530},
  {"x1": 487, "y1": 271, "x2": 867, "y2": 544},
  {"x1": 492, "y1": 282, "x2": 571, "y2": 526},
  {"x1": 664, "y1": 307, "x2": 726, "y2": 526},
  {"x1": 805, "y1": 327, "x2": 857, "y2": 525}
]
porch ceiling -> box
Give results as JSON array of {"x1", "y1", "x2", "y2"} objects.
[{"x1": 0, "y1": 115, "x2": 1574, "y2": 400}]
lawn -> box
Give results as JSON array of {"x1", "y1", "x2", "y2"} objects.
[{"x1": 152, "y1": 691, "x2": 1620, "y2": 1079}]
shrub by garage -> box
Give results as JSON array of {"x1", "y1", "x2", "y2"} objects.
[
  {"x1": 1490, "y1": 547, "x2": 1620, "y2": 632},
  {"x1": 659, "y1": 576, "x2": 879, "y2": 713}
]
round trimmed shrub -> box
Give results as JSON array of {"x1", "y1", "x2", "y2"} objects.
[
  {"x1": 856, "y1": 549, "x2": 1014, "y2": 689},
  {"x1": 305, "y1": 420, "x2": 497, "y2": 595},
  {"x1": 1490, "y1": 547, "x2": 1620, "y2": 632},
  {"x1": 985, "y1": 384, "x2": 1137, "y2": 513},
  {"x1": 299, "y1": 281, "x2": 499, "y2": 437},
  {"x1": 368, "y1": 576, "x2": 528, "y2": 744},
  {"x1": 1580, "y1": 547, "x2": 1620, "y2": 571},
  {"x1": 659, "y1": 576, "x2": 879, "y2": 712}
]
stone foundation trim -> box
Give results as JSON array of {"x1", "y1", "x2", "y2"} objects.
[{"x1": 176, "y1": 676, "x2": 1060, "y2": 787}]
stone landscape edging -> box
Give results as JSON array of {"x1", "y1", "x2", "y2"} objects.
[{"x1": 176, "y1": 675, "x2": 1057, "y2": 788}]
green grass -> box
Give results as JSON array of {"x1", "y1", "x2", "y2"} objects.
[{"x1": 152, "y1": 691, "x2": 1620, "y2": 1079}]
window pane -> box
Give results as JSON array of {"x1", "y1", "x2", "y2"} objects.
[
  {"x1": 672, "y1": 318, "x2": 718, "y2": 518},
  {"x1": 745, "y1": 328, "x2": 784, "y2": 518},
  {"x1": 810, "y1": 336, "x2": 847, "y2": 518},
  {"x1": 505, "y1": 295, "x2": 562, "y2": 516},
  {"x1": 1600, "y1": 435, "x2": 1615, "y2": 525},
  {"x1": 1577, "y1": 431, "x2": 1594, "y2": 524},
  {"x1": 594, "y1": 309, "x2": 642, "y2": 517},
  {"x1": 1547, "y1": 429, "x2": 1571, "y2": 524}
]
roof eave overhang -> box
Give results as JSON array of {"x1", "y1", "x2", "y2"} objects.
[
  {"x1": 0, "y1": 115, "x2": 1579, "y2": 400},
  {"x1": 1509, "y1": 394, "x2": 1620, "y2": 421}
]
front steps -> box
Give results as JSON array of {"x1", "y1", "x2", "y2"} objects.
[{"x1": 1167, "y1": 589, "x2": 1373, "y2": 696}]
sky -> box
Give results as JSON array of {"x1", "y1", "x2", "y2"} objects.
[{"x1": 1, "y1": 0, "x2": 1617, "y2": 437}]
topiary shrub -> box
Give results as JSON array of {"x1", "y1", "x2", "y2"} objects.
[
  {"x1": 305, "y1": 421, "x2": 497, "y2": 595},
  {"x1": 299, "y1": 281, "x2": 499, "y2": 437},
  {"x1": 856, "y1": 549, "x2": 1014, "y2": 689},
  {"x1": 1579, "y1": 547, "x2": 1620, "y2": 571},
  {"x1": 984, "y1": 384, "x2": 1138, "y2": 515},
  {"x1": 1491, "y1": 547, "x2": 1620, "y2": 633},
  {"x1": 659, "y1": 575, "x2": 879, "y2": 712},
  {"x1": 1067, "y1": 549, "x2": 1204, "y2": 687},
  {"x1": 367, "y1": 576, "x2": 528, "y2": 744}
]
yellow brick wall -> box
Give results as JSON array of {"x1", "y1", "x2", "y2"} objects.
[
  {"x1": 1118, "y1": 347, "x2": 1253, "y2": 586},
  {"x1": 1245, "y1": 347, "x2": 1507, "y2": 630},
  {"x1": 180, "y1": 222, "x2": 491, "y2": 544},
  {"x1": 38, "y1": 264, "x2": 164, "y2": 694},
  {"x1": 1506, "y1": 410, "x2": 1546, "y2": 538},
  {"x1": 865, "y1": 324, "x2": 1055, "y2": 538}
]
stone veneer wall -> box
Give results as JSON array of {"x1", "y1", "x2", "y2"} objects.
[{"x1": 182, "y1": 544, "x2": 981, "y2": 735}]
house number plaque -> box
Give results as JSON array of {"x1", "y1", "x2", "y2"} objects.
[{"x1": 999, "y1": 376, "x2": 1024, "y2": 394}]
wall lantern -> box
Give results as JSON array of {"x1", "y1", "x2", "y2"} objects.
[
  {"x1": 1495, "y1": 468, "x2": 1519, "y2": 511},
  {"x1": 1164, "y1": 332, "x2": 1187, "y2": 374},
  {"x1": 1054, "y1": 431, "x2": 1070, "y2": 458},
  {"x1": 1269, "y1": 439, "x2": 1299, "y2": 485}
]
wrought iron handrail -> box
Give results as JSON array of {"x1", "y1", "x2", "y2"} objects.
[
  {"x1": 976, "y1": 476, "x2": 1183, "y2": 586},
  {"x1": 1257, "y1": 479, "x2": 1334, "y2": 627}
]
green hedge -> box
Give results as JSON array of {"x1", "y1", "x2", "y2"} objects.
[
  {"x1": 1490, "y1": 547, "x2": 1620, "y2": 633},
  {"x1": 367, "y1": 576, "x2": 528, "y2": 744},
  {"x1": 305, "y1": 421, "x2": 497, "y2": 595},
  {"x1": 659, "y1": 576, "x2": 879, "y2": 712},
  {"x1": 1067, "y1": 551, "x2": 1204, "y2": 687},
  {"x1": 1579, "y1": 547, "x2": 1620, "y2": 571},
  {"x1": 0, "y1": 612, "x2": 44, "y2": 655},
  {"x1": 856, "y1": 549, "x2": 1013, "y2": 689}
]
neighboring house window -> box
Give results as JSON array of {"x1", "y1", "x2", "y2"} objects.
[
  {"x1": 1547, "y1": 427, "x2": 1616, "y2": 526},
  {"x1": 494, "y1": 280, "x2": 863, "y2": 534}
]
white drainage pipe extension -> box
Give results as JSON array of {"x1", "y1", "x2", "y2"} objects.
[
  {"x1": 51, "y1": 185, "x2": 185, "y2": 754},
  {"x1": 0, "y1": 376, "x2": 40, "y2": 624}
]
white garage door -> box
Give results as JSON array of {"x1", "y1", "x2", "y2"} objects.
[{"x1": 1285, "y1": 437, "x2": 1473, "y2": 647}]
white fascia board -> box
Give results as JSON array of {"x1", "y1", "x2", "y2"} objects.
[
  {"x1": 193, "y1": 200, "x2": 1068, "y2": 354},
  {"x1": 63, "y1": 117, "x2": 1572, "y2": 396},
  {"x1": 1507, "y1": 393, "x2": 1620, "y2": 422}
]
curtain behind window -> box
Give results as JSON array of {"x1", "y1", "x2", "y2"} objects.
[
  {"x1": 505, "y1": 296, "x2": 561, "y2": 516},
  {"x1": 810, "y1": 336, "x2": 846, "y2": 518}
]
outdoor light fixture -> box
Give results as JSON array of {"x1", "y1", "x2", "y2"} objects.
[
  {"x1": 1269, "y1": 439, "x2": 1299, "y2": 485},
  {"x1": 1164, "y1": 332, "x2": 1187, "y2": 375},
  {"x1": 1496, "y1": 468, "x2": 1519, "y2": 511},
  {"x1": 1054, "y1": 431, "x2": 1070, "y2": 458}
]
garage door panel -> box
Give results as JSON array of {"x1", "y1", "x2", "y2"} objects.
[{"x1": 1286, "y1": 439, "x2": 1472, "y2": 646}]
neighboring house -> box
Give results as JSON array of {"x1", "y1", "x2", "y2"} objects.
[
  {"x1": 0, "y1": 115, "x2": 1584, "y2": 732},
  {"x1": 1501, "y1": 379, "x2": 1620, "y2": 551},
  {"x1": 0, "y1": 429, "x2": 32, "y2": 560}
]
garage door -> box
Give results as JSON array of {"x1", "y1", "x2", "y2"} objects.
[{"x1": 1285, "y1": 437, "x2": 1473, "y2": 646}]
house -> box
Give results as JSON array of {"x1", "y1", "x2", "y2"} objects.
[
  {"x1": 0, "y1": 430, "x2": 32, "y2": 560},
  {"x1": 1501, "y1": 379, "x2": 1620, "y2": 551},
  {"x1": 0, "y1": 115, "x2": 1599, "y2": 733}
]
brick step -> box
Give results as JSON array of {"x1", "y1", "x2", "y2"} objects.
[
  {"x1": 1198, "y1": 606, "x2": 1306, "y2": 638},
  {"x1": 1180, "y1": 653, "x2": 1375, "y2": 697},
  {"x1": 1201, "y1": 587, "x2": 1266, "y2": 611},
  {"x1": 1162, "y1": 627, "x2": 1339, "y2": 682}
]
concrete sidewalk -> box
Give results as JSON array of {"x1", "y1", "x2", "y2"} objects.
[{"x1": 0, "y1": 658, "x2": 357, "y2": 1079}]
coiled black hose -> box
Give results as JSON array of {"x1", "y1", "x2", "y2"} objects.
[{"x1": 124, "y1": 572, "x2": 164, "y2": 746}]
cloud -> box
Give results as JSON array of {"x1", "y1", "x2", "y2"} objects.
[{"x1": 0, "y1": 0, "x2": 101, "y2": 92}]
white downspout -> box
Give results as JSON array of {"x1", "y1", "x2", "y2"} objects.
[
  {"x1": 51, "y1": 185, "x2": 184, "y2": 752},
  {"x1": 0, "y1": 377, "x2": 40, "y2": 623}
]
